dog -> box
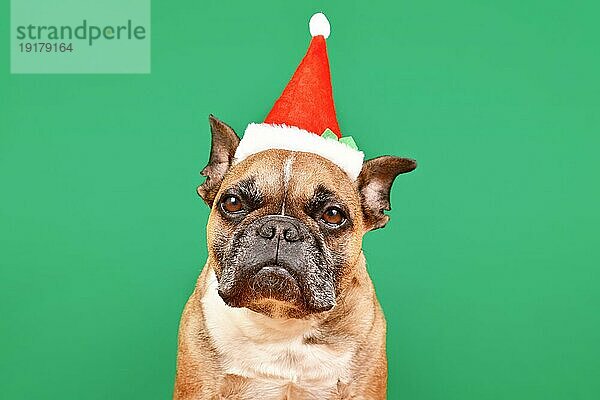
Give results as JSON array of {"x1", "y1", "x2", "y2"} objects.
[{"x1": 173, "y1": 115, "x2": 416, "y2": 399}]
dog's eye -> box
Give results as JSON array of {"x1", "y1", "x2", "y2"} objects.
[
  {"x1": 321, "y1": 207, "x2": 345, "y2": 226},
  {"x1": 221, "y1": 195, "x2": 243, "y2": 213}
]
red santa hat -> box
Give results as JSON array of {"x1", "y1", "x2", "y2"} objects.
[{"x1": 234, "y1": 12, "x2": 364, "y2": 180}]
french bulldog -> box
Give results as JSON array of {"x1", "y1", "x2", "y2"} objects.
[{"x1": 173, "y1": 115, "x2": 416, "y2": 399}]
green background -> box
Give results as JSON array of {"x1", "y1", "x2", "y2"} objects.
[{"x1": 1, "y1": 0, "x2": 599, "y2": 399}]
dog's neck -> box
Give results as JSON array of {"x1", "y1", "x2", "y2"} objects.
[{"x1": 199, "y1": 253, "x2": 376, "y2": 385}]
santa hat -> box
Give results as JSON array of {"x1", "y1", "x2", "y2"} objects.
[{"x1": 234, "y1": 12, "x2": 364, "y2": 180}]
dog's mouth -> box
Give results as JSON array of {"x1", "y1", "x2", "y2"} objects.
[
  {"x1": 217, "y1": 262, "x2": 303, "y2": 307},
  {"x1": 251, "y1": 264, "x2": 301, "y2": 296},
  {"x1": 217, "y1": 257, "x2": 337, "y2": 317}
]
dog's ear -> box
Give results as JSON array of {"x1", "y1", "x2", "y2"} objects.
[
  {"x1": 197, "y1": 115, "x2": 240, "y2": 207},
  {"x1": 356, "y1": 156, "x2": 417, "y2": 231}
]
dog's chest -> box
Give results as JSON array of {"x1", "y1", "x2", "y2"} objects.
[{"x1": 202, "y1": 272, "x2": 353, "y2": 399}]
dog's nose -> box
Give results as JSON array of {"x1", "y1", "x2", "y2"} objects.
[{"x1": 257, "y1": 216, "x2": 303, "y2": 243}]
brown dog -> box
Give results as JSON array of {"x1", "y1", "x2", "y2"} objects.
[{"x1": 173, "y1": 116, "x2": 416, "y2": 399}]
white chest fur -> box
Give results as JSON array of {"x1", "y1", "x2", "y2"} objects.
[{"x1": 202, "y1": 271, "x2": 353, "y2": 397}]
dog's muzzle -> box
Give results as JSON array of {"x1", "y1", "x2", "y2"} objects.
[{"x1": 217, "y1": 214, "x2": 335, "y2": 312}]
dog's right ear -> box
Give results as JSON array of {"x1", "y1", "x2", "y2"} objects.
[{"x1": 197, "y1": 115, "x2": 240, "y2": 207}]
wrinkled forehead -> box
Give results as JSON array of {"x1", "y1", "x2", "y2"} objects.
[{"x1": 221, "y1": 149, "x2": 357, "y2": 203}]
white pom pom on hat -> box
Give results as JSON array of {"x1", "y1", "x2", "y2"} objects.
[{"x1": 309, "y1": 12, "x2": 330, "y2": 39}]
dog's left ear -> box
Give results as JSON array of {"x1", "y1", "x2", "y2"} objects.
[
  {"x1": 356, "y1": 156, "x2": 417, "y2": 231},
  {"x1": 197, "y1": 115, "x2": 240, "y2": 207}
]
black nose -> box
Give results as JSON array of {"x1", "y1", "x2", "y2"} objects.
[{"x1": 257, "y1": 216, "x2": 303, "y2": 242}]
